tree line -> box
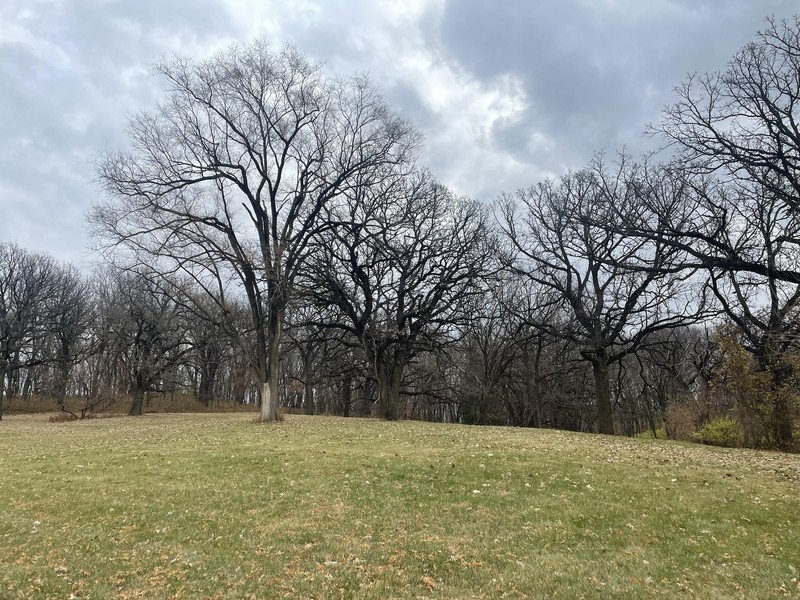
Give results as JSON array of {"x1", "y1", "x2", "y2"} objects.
[{"x1": 4, "y1": 16, "x2": 800, "y2": 450}]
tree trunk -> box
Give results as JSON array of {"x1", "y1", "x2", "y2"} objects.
[
  {"x1": 0, "y1": 364, "x2": 6, "y2": 421},
  {"x1": 341, "y1": 373, "x2": 352, "y2": 418},
  {"x1": 7, "y1": 351, "x2": 19, "y2": 399},
  {"x1": 591, "y1": 357, "x2": 614, "y2": 435},
  {"x1": 388, "y1": 356, "x2": 403, "y2": 420},
  {"x1": 55, "y1": 361, "x2": 70, "y2": 403},
  {"x1": 531, "y1": 345, "x2": 543, "y2": 428},
  {"x1": 477, "y1": 386, "x2": 488, "y2": 425},
  {"x1": 259, "y1": 306, "x2": 283, "y2": 422},
  {"x1": 302, "y1": 350, "x2": 314, "y2": 415},
  {"x1": 772, "y1": 393, "x2": 793, "y2": 450},
  {"x1": 198, "y1": 362, "x2": 218, "y2": 407},
  {"x1": 303, "y1": 380, "x2": 314, "y2": 415},
  {"x1": 376, "y1": 357, "x2": 402, "y2": 421},
  {"x1": 377, "y1": 363, "x2": 391, "y2": 419},
  {"x1": 129, "y1": 385, "x2": 145, "y2": 416}
]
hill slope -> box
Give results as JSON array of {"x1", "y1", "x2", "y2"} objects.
[{"x1": 1, "y1": 414, "x2": 798, "y2": 598}]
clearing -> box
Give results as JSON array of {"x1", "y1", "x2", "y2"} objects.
[{"x1": 0, "y1": 413, "x2": 798, "y2": 598}]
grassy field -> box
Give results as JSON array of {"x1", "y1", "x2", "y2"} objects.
[{"x1": 0, "y1": 414, "x2": 798, "y2": 599}]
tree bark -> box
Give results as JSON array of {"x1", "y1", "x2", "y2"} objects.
[
  {"x1": 377, "y1": 360, "x2": 391, "y2": 420},
  {"x1": 341, "y1": 373, "x2": 352, "y2": 418},
  {"x1": 591, "y1": 357, "x2": 614, "y2": 435},
  {"x1": 388, "y1": 356, "x2": 403, "y2": 420},
  {"x1": 376, "y1": 349, "x2": 406, "y2": 421},
  {"x1": 198, "y1": 361, "x2": 218, "y2": 407},
  {"x1": 0, "y1": 364, "x2": 6, "y2": 421},
  {"x1": 303, "y1": 380, "x2": 315, "y2": 415},
  {"x1": 129, "y1": 385, "x2": 145, "y2": 416},
  {"x1": 302, "y1": 349, "x2": 315, "y2": 415},
  {"x1": 259, "y1": 305, "x2": 283, "y2": 422}
]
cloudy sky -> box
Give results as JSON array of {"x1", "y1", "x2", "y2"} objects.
[{"x1": 1, "y1": 0, "x2": 798, "y2": 268}]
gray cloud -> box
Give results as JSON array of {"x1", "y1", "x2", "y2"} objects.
[
  {"x1": 433, "y1": 0, "x2": 799, "y2": 173},
  {"x1": 0, "y1": 0, "x2": 797, "y2": 265},
  {"x1": 0, "y1": 0, "x2": 236, "y2": 267}
]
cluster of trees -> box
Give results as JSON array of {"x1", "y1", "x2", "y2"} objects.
[
  {"x1": 5, "y1": 17, "x2": 800, "y2": 450},
  {"x1": 0, "y1": 248, "x2": 260, "y2": 419}
]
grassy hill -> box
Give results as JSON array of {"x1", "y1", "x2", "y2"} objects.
[{"x1": 1, "y1": 414, "x2": 798, "y2": 598}]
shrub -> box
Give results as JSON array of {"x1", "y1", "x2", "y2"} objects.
[
  {"x1": 665, "y1": 403, "x2": 702, "y2": 441},
  {"x1": 693, "y1": 417, "x2": 744, "y2": 448}
]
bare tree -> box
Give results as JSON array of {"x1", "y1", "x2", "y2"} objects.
[
  {"x1": 654, "y1": 16, "x2": 800, "y2": 220},
  {"x1": 182, "y1": 293, "x2": 235, "y2": 407},
  {"x1": 93, "y1": 41, "x2": 418, "y2": 421},
  {"x1": 457, "y1": 281, "x2": 524, "y2": 425},
  {"x1": 700, "y1": 182, "x2": 800, "y2": 448},
  {"x1": 48, "y1": 264, "x2": 93, "y2": 404},
  {"x1": 498, "y1": 158, "x2": 703, "y2": 434},
  {"x1": 0, "y1": 243, "x2": 64, "y2": 420},
  {"x1": 305, "y1": 171, "x2": 492, "y2": 420},
  {"x1": 101, "y1": 271, "x2": 188, "y2": 416},
  {"x1": 637, "y1": 15, "x2": 800, "y2": 282}
]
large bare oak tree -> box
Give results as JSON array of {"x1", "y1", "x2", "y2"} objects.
[
  {"x1": 93, "y1": 41, "x2": 418, "y2": 421},
  {"x1": 499, "y1": 159, "x2": 703, "y2": 434}
]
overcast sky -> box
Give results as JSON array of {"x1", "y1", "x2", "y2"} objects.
[{"x1": 1, "y1": 0, "x2": 798, "y2": 268}]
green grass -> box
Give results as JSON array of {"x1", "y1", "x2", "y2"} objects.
[{"x1": 1, "y1": 414, "x2": 798, "y2": 599}]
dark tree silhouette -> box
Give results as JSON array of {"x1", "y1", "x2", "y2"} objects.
[{"x1": 93, "y1": 41, "x2": 418, "y2": 421}]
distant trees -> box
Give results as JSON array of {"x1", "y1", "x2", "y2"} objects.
[
  {"x1": 0, "y1": 243, "x2": 83, "y2": 420},
  {"x1": 47, "y1": 265, "x2": 93, "y2": 404},
  {"x1": 6, "y1": 14, "x2": 800, "y2": 449},
  {"x1": 100, "y1": 272, "x2": 188, "y2": 416}
]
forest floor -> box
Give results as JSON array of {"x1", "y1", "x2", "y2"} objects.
[{"x1": 0, "y1": 413, "x2": 798, "y2": 599}]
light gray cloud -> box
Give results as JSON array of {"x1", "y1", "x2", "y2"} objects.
[
  {"x1": 0, "y1": 0, "x2": 797, "y2": 266},
  {"x1": 433, "y1": 0, "x2": 800, "y2": 175}
]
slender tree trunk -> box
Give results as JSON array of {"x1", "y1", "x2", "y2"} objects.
[
  {"x1": 648, "y1": 410, "x2": 657, "y2": 438},
  {"x1": 303, "y1": 380, "x2": 314, "y2": 415},
  {"x1": 303, "y1": 350, "x2": 314, "y2": 415},
  {"x1": 477, "y1": 387, "x2": 487, "y2": 425},
  {"x1": 770, "y1": 363, "x2": 793, "y2": 450},
  {"x1": 0, "y1": 364, "x2": 6, "y2": 421},
  {"x1": 377, "y1": 360, "x2": 391, "y2": 419},
  {"x1": 591, "y1": 357, "x2": 614, "y2": 435},
  {"x1": 341, "y1": 373, "x2": 352, "y2": 418},
  {"x1": 532, "y1": 343, "x2": 543, "y2": 428},
  {"x1": 388, "y1": 355, "x2": 404, "y2": 420},
  {"x1": 54, "y1": 339, "x2": 71, "y2": 401},
  {"x1": 56, "y1": 361, "x2": 70, "y2": 402},
  {"x1": 7, "y1": 351, "x2": 20, "y2": 399},
  {"x1": 198, "y1": 362, "x2": 218, "y2": 407},
  {"x1": 303, "y1": 376, "x2": 314, "y2": 415},
  {"x1": 21, "y1": 372, "x2": 32, "y2": 401}
]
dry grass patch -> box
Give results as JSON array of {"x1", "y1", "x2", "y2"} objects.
[{"x1": 0, "y1": 414, "x2": 798, "y2": 598}]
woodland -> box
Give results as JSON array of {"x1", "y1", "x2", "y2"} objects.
[{"x1": 4, "y1": 16, "x2": 800, "y2": 452}]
